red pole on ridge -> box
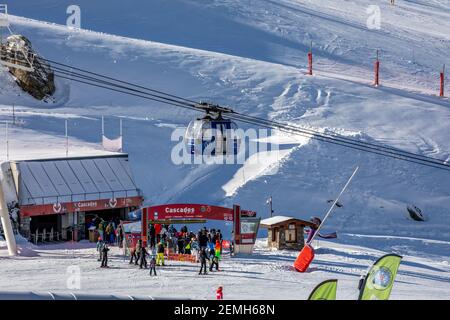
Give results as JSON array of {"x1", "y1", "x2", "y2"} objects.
[
  {"x1": 308, "y1": 41, "x2": 313, "y2": 76},
  {"x1": 440, "y1": 64, "x2": 445, "y2": 97},
  {"x1": 374, "y1": 50, "x2": 380, "y2": 87}
]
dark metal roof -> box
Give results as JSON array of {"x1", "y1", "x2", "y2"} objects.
[{"x1": 10, "y1": 154, "x2": 141, "y2": 206}]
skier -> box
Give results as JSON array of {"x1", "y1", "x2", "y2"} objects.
[
  {"x1": 156, "y1": 241, "x2": 165, "y2": 266},
  {"x1": 215, "y1": 240, "x2": 222, "y2": 261},
  {"x1": 149, "y1": 255, "x2": 157, "y2": 276},
  {"x1": 149, "y1": 224, "x2": 156, "y2": 249},
  {"x1": 185, "y1": 239, "x2": 192, "y2": 255},
  {"x1": 139, "y1": 245, "x2": 148, "y2": 269},
  {"x1": 177, "y1": 236, "x2": 185, "y2": 254},
  {"x1": 98, "y1": 219, "x2": 104, "y2": 240},
  {"x1": 217, "y1": 229, "x2": 223, "y2": 253},
  {"x1": 199, "y1": 229, "x2": 208, "y2": 250},
  {"x1": 101, "y1": 242, "x2": 110, "y2": 268},
  {"x1": 191, "y1": 237, "x2": 200, "y2": 261},
  {"x1": 216, "y1": 286, "x2": 223, "y2": 300},
  {"x1": 198, "y1": 248, "x2": 208, "y2": 275},
  {"x1": 116, "y1": 224, "x2": 124, "y2": 248},
  {"x1": 105, "y1": 223, "x2": 111, "y2": 244},
  {"x1": 209, "y1": 254, "x2": 219, "y2": 272},
  {"x1": 129, "y1": 239, "x2": 142, "y2": 265},
  {"x1": 207, "y1": 238, "x2": 215, "y2": 261},
  {"x1": 96, "y1": 237, "x2": 104, "y2": 262}
]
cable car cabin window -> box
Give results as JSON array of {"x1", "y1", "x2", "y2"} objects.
[
  {"x1": 201, "y1": 121, "x2": 212, "y2": 140},
  {"x1": 285, "y1": 224, "x2": 297, "y2": 243},
  {"x1": 185, "y1": 121, "x2": 195, "y2": 140}
]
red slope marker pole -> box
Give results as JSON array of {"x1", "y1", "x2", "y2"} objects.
[
  {"x1": 308, "y1": 41, "x2": 313, "y2": 76},
  {"x1": 374, "y1": 50, "x2": 380, "y2": 87},
  {"x1": 440, "y1": 64, "x2": 445, "y2": 97}
]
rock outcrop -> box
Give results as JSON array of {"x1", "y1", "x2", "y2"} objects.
[{"x1": 0, "y1": 35, "x2": 55, "y2": 100}]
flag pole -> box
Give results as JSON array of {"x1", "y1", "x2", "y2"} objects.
[
  {"x1": 5, "y1": 121, "x2": 9, "y2": 160},
  {"x1": 101, "y1": 116, "x2": 105, "y2": 150},
  {"x1": 119, "y1": 118, "x2": 123, "y2": 152},
  {"x1": 65, "y1": 119, "x2": 68, "y2": 157},
  {"x1": 308, "y1": 166, "x2": 359, "y2": 244}
]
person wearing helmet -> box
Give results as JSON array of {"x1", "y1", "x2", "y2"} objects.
[
  {"x1": 156, "y1": 241, "x2": 165, "y2": 266},
  {"x1": 198, "y1": 248, "x2": 208, "y2": 275}
]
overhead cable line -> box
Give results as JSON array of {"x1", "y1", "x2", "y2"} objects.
[{"x1": 16, "y1": 56, "x2": 448, "y2": 171}]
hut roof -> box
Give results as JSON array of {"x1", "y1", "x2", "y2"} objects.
[{"x1": 260, "y1": 215, "x2": 317, "y2": 228}]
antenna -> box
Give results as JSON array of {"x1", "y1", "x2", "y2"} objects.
[
  {"x1": 5, "y1": 120, "x2": 9, "y2": 160},
  {"x1": 0, "y1": 4, "x2": 9, "y2": 27}
]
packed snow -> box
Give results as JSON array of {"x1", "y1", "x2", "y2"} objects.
[
  {"x1": 0, "y1": 238, "x2": 449, "y2": 300},
  {"x1": 0, "y1": 0, "x2": 449, "y2": 299}
]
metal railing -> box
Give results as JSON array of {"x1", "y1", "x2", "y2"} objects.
[{"x1": 31, "y1": 228, "x2": 62, "y2": 245}]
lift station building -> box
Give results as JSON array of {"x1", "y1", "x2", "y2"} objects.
[{"x1": 0, "y1": 154, "x2": 143, "y2": 242}]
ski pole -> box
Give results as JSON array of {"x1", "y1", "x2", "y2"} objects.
[{"x1": 308, "y1": 166, "x2": 359, "y2": 244}]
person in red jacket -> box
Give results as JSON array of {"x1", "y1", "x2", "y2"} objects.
[{"x1": 216, "y1": 286, "x2": 223, "y2": 300}]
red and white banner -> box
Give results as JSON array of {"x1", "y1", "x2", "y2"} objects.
[
  {"x1": 20, "y1": 196, "x2": 143, "y2": 217},
  {"x1": 144, "y1": 204, "x2": 256, "y2": 222}
]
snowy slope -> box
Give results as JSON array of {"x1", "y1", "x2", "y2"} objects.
[
  {"x1": 0, "y1": 0, "x2": 449, "y2": 259},
  {"x1": 0, "y1": 239, "x2": 448, "y2": 300},
  {"x1": 5, "y1": 0, "x2": 450, "y2": 93}
]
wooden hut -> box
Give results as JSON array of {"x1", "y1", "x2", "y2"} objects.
[{"x1": 260, "y1": 216, "x2": 317, "y2": 250}]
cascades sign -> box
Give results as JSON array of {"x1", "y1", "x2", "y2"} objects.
[{"x1": 20, "y1": 196, "x2": 142, "y2": 217}]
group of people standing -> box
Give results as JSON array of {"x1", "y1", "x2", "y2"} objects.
[
  {"x1": 197, "y1": 227, "x2": 223, "y2": 275},
  {"x1": 129, "y1": 225, "x2": 226, "y2": 276},
  {"x1": 129, "y1": 239, "x2": 166, "y2": 276},
  {"x1": 91, "y1": 216, "x2": 124, "y2": 247},
  {"x1": 96, "y1": 222, "x2": 228, "y2": 277}
]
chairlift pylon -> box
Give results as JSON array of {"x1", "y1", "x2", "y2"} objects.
[{"x1": 0, "y1": 4, "x2": 9, "y2": 27}]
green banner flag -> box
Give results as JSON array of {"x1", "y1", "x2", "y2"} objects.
[
  {"x1": 358, "y1": 254, "x2": 402, "y2": 300},
  {"x1": 308, "y1": 279, "x2": 337, "y2": 300}
]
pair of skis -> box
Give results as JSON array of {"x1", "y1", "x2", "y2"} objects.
[{"x1": 294, "y1": 166, "x2": 359, "y2": 272}]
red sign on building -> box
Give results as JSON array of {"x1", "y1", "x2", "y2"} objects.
[{"x1": 20, "y1": 196, "x2": 143, "y2": 217}]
